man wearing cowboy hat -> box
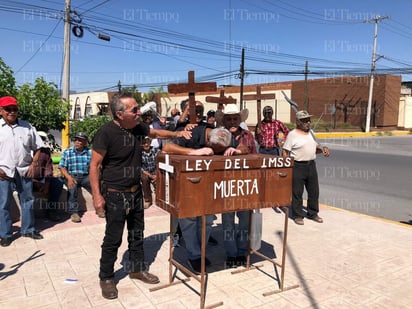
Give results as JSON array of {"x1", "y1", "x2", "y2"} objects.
[{"x1": 221, "y1": 104, "x2": 257, "y2": 267}]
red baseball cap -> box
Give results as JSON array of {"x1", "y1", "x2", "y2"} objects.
[{"x1": 0, "y1": 96, "x2": 18, "y2": 107}]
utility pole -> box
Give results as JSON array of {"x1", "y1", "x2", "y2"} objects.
[
  {"x1": 61, "y1": 0, "x2": 71, "y2": 148},
  {"x1": 239, "y1": 48, "x2": 245, "y2": 110},
  {"x1": 365, "y1": 15, "x2": 389, "y2": 132},
  {"x1": 304, "y1": 60, "x2": 308, "y2": 111}
]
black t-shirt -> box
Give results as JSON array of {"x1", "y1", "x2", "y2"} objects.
[
  {"x1": 175, "y1": 125, "x2": 212, "y2": 149},
  {"x1": 93, "y1": 121, "x2": 150, "y2": 189}
]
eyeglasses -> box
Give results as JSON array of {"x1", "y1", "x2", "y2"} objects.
[{"x1": 3, "y1": 106, "x2": 18, "y2": 113}]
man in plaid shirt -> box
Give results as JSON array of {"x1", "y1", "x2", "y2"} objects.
[
  {"x1": 58, "y1": 132, "x2": 92, "y2": 222},
  {"x1": 141, "y1": 137, "x2": 160, "y2": 208},
  {"x1": 255, "y1": 105, "x2": 289, "y2": 156}
]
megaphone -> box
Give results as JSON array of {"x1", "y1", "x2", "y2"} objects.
[{"x1": 140, "y1": 101, "x2": 157, "y2": 115}]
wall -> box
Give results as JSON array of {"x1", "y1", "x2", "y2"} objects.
[{"x1": 291, "y1": 74, "x2": 401, "y2": 128}]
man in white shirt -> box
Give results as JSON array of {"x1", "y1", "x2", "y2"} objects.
[{"x1": 0, "y1": 96, "x2": 45, "y2": 246}]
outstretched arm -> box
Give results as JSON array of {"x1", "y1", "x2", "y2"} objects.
[{"x1": 163, "y1": 142, "x2": 213, "y2": 156}]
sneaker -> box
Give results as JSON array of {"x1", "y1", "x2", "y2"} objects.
[
  {"x1": 70, "y1": 213, "x2": 81, "y2": 223},
  {"x1": 294, "y1": 217, "x2": 304, "y2": 225}
]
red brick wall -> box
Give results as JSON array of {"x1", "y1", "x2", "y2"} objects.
[{"x1": 291, "y1": 74, "x2": 401, "y2": 128}]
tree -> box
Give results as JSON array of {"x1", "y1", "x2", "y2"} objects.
[
  {"x1": 0, "y1": 57, "x2": 17, "y2": 97},
  {"x1": 17, "y1": 77, "x2": 70, "y2": 132},
  {"x1": 70, "y1": 115, "x2": 110, "y2": 144}
]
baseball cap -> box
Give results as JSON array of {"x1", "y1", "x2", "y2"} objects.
[
  {"x1": 207, "y1": 110, "x2": 215, "y2": 117},
  {"x1": 0, "y1": 96, "x2": 18, "y2": 107},
  {"x1": 296, "y1": 110, "x2": 313, "y2": 120},
  {"x1": 75, "y1": 132, "x2": 88, "y2": 140}
]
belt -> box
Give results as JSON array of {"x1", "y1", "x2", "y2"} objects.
[
  {"x1": 262, "y1": 146, "x2": 276, "y2": 150},
  {"x1": 71, "y1": 173, "x2": 88, "y2": 176},
  {"x1": 294, "y1": 160, "x2": 314, "y2": 164},
  {"x1": 107, "y1": 185, "x2": 140, "y2": 193}
]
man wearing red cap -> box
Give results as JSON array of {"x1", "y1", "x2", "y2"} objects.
[{"x1": 0, "y1": 96, "x2": 45, "y2": 247}]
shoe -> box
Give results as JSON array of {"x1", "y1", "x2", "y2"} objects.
[
  {"x1": 225, "y1": 256, "x2": 237, "y2": 268},
  {"x1": 129, "y1": 271, "x2": 159, "y2": 284},
  {"x1": 22, "y1": 231, "x2": 43, "y2": 240},
  {"x1": 46, "y1": 211, "x2": 61, "y2": 222},
  {"x1": 0, "y1": 237, "x2": 12, "y2": 247},
  {"x1": 100, "y1": 279, "x2": 118, "y2": 299},
  {"x1": 70, "y1": 213, "x2": 81, "y2": 223},
  {"x1": 294, "y1": 217, "x2": 304, "y2": 225},
  {"x1": 308, "y1": 215, "x2": 323, "y2": 223},
  {"x1": 208, "y1": 235, "x2": 218, "y2": 246},
  {"x1": 236, "y1": 256, "x2": 247, "y2": 267},
  {"x1": 188, "y1": 258, "x2": 211, "y2": 274},
  {"x1": 143, "y1": 201, "x2": 151, "y2": 209},
  {"x1": 96, "y1": 211, "x2": 105, "y2": 218}
]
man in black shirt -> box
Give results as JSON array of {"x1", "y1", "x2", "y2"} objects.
[{"x1": 90, "y1": 93, "x2": 191, "y2": 300}]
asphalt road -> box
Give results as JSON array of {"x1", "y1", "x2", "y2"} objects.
[{"x1": 315, "y1": 135, "x2": 412, "y2": 224}]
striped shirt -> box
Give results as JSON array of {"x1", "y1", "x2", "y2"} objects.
[{"x1": 58, "y1": 146, "x2": 91, "y2": 175}]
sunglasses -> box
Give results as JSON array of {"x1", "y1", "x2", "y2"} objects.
[
  {"x1": 126, "y1": 106, "x2": 140, "y2": 114},
  {"x1": 3, "y1": 106, "x2": 18, "y2": 113},
  {"x1": 300, "y1": 118, "x2": 311, "y2": 123}
]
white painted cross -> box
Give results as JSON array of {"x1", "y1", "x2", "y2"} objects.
[{"x1": 158, "y1": 154, "x2": 174, "y2": 204}]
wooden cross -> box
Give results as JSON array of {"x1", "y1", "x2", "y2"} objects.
[
  {"x1": 243, "y1": 86, "x2": 276, "y2": 129},
  {"x1": 158, "y1": 154, "x2": 174, "y2": 205},
  {"x1": 168, "y1": 71, "x2": 217, "y2": 123},
  {"x1": 205, "y1": 89, "x2": 237, "y2": 111}
]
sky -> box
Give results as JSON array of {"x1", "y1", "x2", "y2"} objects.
[{"x1": 1, "y1": 0, "x2": 412, "y2": 93}]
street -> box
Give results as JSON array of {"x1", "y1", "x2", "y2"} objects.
[{"x1": 316, "y1": 135, "x2": 412, "y2": 224}]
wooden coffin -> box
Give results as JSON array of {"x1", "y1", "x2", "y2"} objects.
[{"x1": 156, "y1": 153, "x2": 293, "y2": 218}]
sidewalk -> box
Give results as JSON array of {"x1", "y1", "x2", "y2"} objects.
[{"x1": 1, "y1": 203, "x2": 411, "y2": 309}]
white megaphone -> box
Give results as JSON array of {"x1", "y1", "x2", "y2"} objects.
[{"x1": 140, "y1": 101, "x2": 157, "y2": 115}]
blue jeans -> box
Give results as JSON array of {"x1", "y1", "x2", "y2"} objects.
[
  {"x1": 179, "y1": 215, "x2": 214, "y2": 260},
  {"x1": 0, "y1": 174, "x2": 35, "y2": 238},
  {"x1": 258, "y1": 147, "x2": 279, "y2": 156},
  {"x1": 66, "y1": 175, "x2": 91, "y2": 214},
  {"x1": 222, "y1": 211, "x2": 250, "y2": 257}
]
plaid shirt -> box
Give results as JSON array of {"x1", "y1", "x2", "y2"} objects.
[
  {"x1": 256, "y1": 119, "x2": 289, "y2": 148},
  {"x1": 142, "y1": 148, "x2": 160, "y2": 174},
  {"x1": 58, "y1": 146, "x2": 91, "y2": 175}
]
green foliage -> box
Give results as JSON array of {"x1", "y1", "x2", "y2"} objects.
[
  {"x1": 0, "y1": 57, "x2": 17, "y2": 97},
  {"x1": 16, "y1": 77, "x2": 70, "y2": 132},
  {"x1": 70, "y1": 115, "x2": 111, "y2": 144}
]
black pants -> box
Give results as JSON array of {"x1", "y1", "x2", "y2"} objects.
[
  {"x1": 99, "y1": 190, "x2": 146, "y2": 280},
  {"x1": 291, "y1": 161, "x2": 319, "y2": 219}
]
